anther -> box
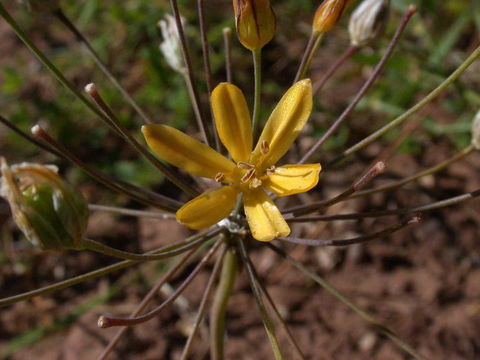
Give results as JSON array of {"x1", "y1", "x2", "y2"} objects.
[
  {"x1": 237, "y1": 162, "x2": 255, "y2": 170},
  {"x1": 214, "y1": 172, "x2": 225, "y2": 183},
  {"x1": 241, "y1": 168, "x2": 256, "y2": 183},
  {"x1": 260, "y1": 140, "x2": 270, "y2": 154}
]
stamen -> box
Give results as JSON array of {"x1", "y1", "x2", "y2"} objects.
[
  {"x1": 237, "y1": 162, "x2": 255, "y2": 170},
  {"x1": 214, "y1": 172, "x2": 225, "y2": 183},
  {"x1": 260, "y1": 140, "x2": 270, "y2": 154},
  {"x1": 241, "y1": 168, "x2": 256, "y2": 183},
  {"x1": 265, "y1": 166, "x2": 276, "y2": 175}
]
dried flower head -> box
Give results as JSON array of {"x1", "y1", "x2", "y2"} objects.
[
  {"x1": 158, "y1": 14, "x2": 186, "y2": 73},
  {"x1": 0, "y1": 158, "x2": 89, "y2": 250},
  {"x1": 232, "y1": 0, "x2": 276, "y2": 50},
  {"x1": 349, "y1": 0, "x2": 389, "y2": 47},
  {"x1": 313, "y1": 0, "x2": 355, "y2": 34}
]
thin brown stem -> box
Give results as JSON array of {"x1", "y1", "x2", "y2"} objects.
[
  {"x1": 98, "y1": 238, "x2": 223, "y2": 328},
  {"x1": 281, "y1": 216, "x2": 420, "y2": 246},
  {"x1": 170, "y1": 0, "x2": 210, "y2": 146},
  {"x1": 0, "y1": 115, "x2": 62, "y2": 157},
  {"x1": 31, "y1": 125, "x2": 179, "y2": 211},
  {"x1": 85, "y1": 83, "x2": 198, "y2": 197},
  {"x1": 284, "y1": 161, "x2": 385, "y2": 216},
  {"x1": 55, "y1": 9, "x2": 152, "y2": 124},
  {"x1": 300, "y1": 7, "x2": 417, "y2": 164},
  {"x1": 197, "y1": 0, "x2": 213, "y2": 94},
  {"x1": 223, "y1": 28, "x2": 233, "y2": 83},
  {"x1": 180, "y1": 243, "x2": 228, "y2": 360},
  {"x1": 313, "y1": 45, "x2": 359, "y2": 95},
  {"x1": 289, "y1": 188, "x2": 480, "y2": 222},
  {"x1": 96, "y1": 248, "x2": 198, "y2": 360},
  {"x1": 350, "y1": 145, "x2": 475, "y2": 199}
]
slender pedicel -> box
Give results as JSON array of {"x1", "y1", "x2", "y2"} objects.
[
  {"x1": 0, "y1": 228, "x2": 219, "y2": 307},
  {"x1": 31, "y1": 125, "x2": 180, "y2": 211},
  {"x1": 283, "y1": 161, "x2": 385, "y2": 216},
  {"x1": 85, "y1": 83, "x2": 198, "y2": 197},
  {"x1": 97, "y1": 238, "x2": 223, "y2": 328},
  {"x1": 96, "y1": 247, "x2": 198, "y2": 360},
  {"x1": 300, "y1": 6, "x2": 417, "y2": 164},
  {"x1": 169, "y1": 0, "x2": 210, "y2": 146},
  {"x1": 55, "y1": 9, "x2": 152, "y2": 124},
  {"x1": 280, "y1": 216, "x2": 420, "y2": 246}
]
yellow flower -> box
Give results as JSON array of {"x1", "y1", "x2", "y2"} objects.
[{"x1": 142, "y1": 79, "x2": 321, "y2": 242}]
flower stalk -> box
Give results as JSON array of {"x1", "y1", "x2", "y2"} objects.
[{"x1": 210, "y1": 244, "x2": 238, "y2": 360}]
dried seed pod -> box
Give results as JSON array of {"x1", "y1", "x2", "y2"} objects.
[
  {"x1": 158, "y1": 14, "x2": 186, "y2": 74},
  {"x1": 18, "y1": 0, "x2": 60, "y2": 13},
  {"x1": 349, "y1": 0, "x2": 389, "y2": 47},
  {"x1": 232, "y1": 0, "x2": 276, "y2": 51},
  {"x1": 313, "y1": 0, "x2": 355, "y2": 34},
  {"x1": 0, "y1": 158, "x2": 89, "y2": 250},
  {"x1": 471, "y1": 110, "x2": 480, "y2": 150}
]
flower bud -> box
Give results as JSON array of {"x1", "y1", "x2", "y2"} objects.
[
  {"x1": 18, "y1": 0, "x2": 60, "y2": 13},
  {"x1": 0, "y1": 159, "x2": 88, "y2": 250},
  {"x1": 471, "y1": 110, "x2": 480, "y2": 150},
  {"x1": 313, "y1": 0, "x2": 355, "y2": 34},
  {"x1": 158, "y1": 14, "x2": 186, "y2": 74},
  {"x1": 348, "y1": 0, "x2": 389, "y2": 47},
  {"x1": 233, "y1": 0, "x2": 276, "y2": 51}
]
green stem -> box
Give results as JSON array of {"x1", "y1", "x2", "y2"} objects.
[
  {"x1": 294, "y1": 32, "x2": 324, "y2": 83},
  {"x1": 238, "y1": 238, "x2": 284, "y2": 360},
  {"x1": 268, "y1": 244, "x2": 429, "y2": 360},
  {"x1": 327, "y1": 44, "x2": 480, "y2": 167},
  {"x1": 80, "y1": 237, "x2": 209, "y2": 261},
  {"x1": 252, "y1": 48, "x2": 262, "y2": 138},
  {"x1": 0, "y1": 228, "x2": 217, "y2": 308},
  {"x1": 88, "y1": 204, "x2": 176, "y2": 219},
  {"x1": 55, "y1": 10, "x2": 152, "y2": 124},
  {"x1": 210, "y1": 245, "x2": 238, "y2": 360}
]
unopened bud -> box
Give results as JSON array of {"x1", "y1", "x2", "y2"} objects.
[
  {"x1": 158, "y1": 14, "x2": 186, "y2": 74},
  {"x1": 472, "y1": 110, "x2": 480, "y2": 150},
  {"x1": 313, "y1": 0, "x2": 355, "y2": 34},
  {"x1": 18, "y1": 0, "x2": 60, "y2": 13},
  {"x1": 233, "y1": 0, "x2": 276, "y2": 51},
  {"x1": 0, "y1": 158, "x2": 88, "y2": 250},
  {"x1": 349, "y1": 0, "x2": 389, "y2": 47}
]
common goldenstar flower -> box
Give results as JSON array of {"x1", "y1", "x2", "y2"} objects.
[{"x1": 142, "y1": 79, "x2": 321, "y2": 242}]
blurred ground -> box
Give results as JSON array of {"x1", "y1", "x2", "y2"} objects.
[{"x1": 0, "y1": 0, "x2": 480, "y2": 359}]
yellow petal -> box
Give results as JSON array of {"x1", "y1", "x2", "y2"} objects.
[
  {"x1": 176, "y1": 186, "x2": 239, "y2": 229},
  {"x1": 142, "y1": 125, "x2": 236, "y2": 181},
  {"x1": 251, "y1": 79, "x2": 312, "y2": 170},
  {"x1": 263, "y1": 163, "x2": 321, "y2": 197},
  {"x1": 243, "y1": 187, "x2": 290, "y2": 242},
  {"x1": 211, "y1": 83, "x2": 253, "y2": 163}
]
